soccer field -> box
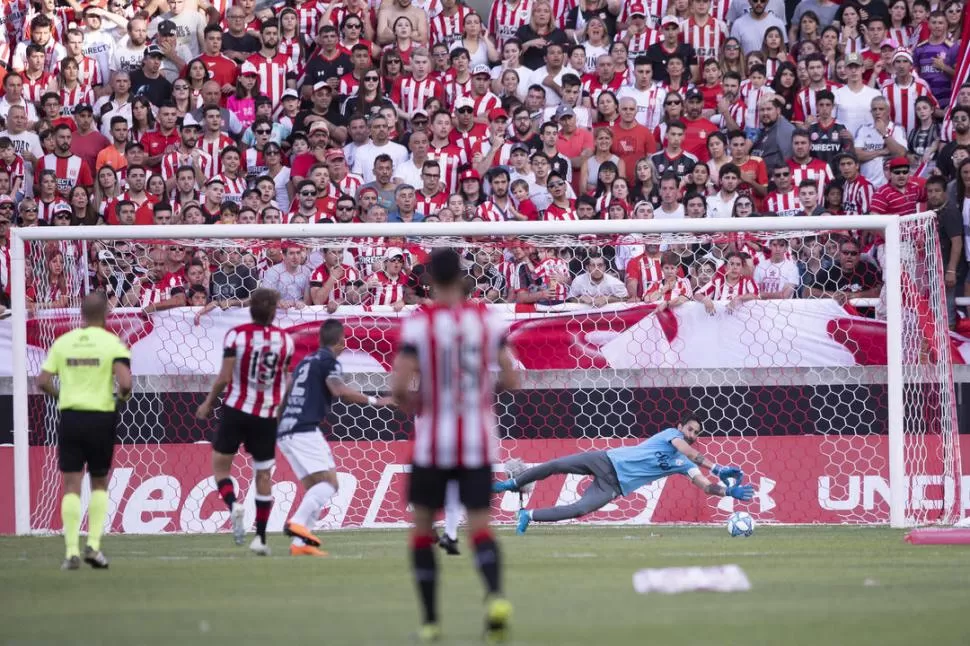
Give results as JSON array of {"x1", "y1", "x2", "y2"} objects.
[{"x1": 1, "y1": 526, "x2": 967, "y2": 646}]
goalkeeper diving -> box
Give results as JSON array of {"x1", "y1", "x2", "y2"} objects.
[{"x1": 494, "y1": 412, "x2": 755, "y2": 533}]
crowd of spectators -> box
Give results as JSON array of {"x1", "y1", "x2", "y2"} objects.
[{"x1": 0, "y1": 0, "x2": 964, "y2": 325}]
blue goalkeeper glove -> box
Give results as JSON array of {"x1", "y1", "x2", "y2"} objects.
[
  {"x1": 725, "y1": 483, "x2": 754, "y2": 501},
  {"x1": 711, "y1": 465, "x2": 743, "y2": 487}
]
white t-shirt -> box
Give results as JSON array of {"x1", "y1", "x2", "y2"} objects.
[
  {"x1": 654, "y1": 204, "x2": 685, "y2": 219},
  {"x1": 82, "y1": 29, "x2": 116, "y2": 85},
  {"x1": 528, "y1": 66, "x2": 568, "y2": 107},
  {"x1": 568, "y1": 272, "x2": 629, "y2": 299},
  {"x1": 392, "y1": 158, "x2": 424, "y2": 188},
  {"x1": 753, "y1": 258, "x2": 800, "y2": 296},
  {"x1": 834, "y1": 85, "x2": 881, "y2": 141},
  {"x1": 0, "y1": 98, "x2": 38, "y2": 123},
  {"x1": 854, "y1": 123, "x2": 906, "y2": 188},
  {"x1": 111, "y1": 41, "x2": 147, "y2": 75},
  {"x1": 706, "y1": 191, "x2": 738, "y2": 219},
  {"x1": 351, "y1": 141, "x2": 410, "y2": 183},
  {"x1": 617, "y1": 85, "x2": 668, "y2": 130},
  {"x1": 149, "y1": 11, "x2": 205, "y2": 59}
]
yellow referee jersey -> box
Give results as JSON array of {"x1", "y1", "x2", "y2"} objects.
[{"x1": 40, "y1": 327, "x2": 131, "y2": 412}]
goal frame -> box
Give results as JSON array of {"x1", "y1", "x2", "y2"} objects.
[{"x1": 9, "y1": 216, "x2": 915, "y2": 533}]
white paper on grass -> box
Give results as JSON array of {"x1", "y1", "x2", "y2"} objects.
[{"x1": 632, "y1": 565, "x2": 751, "y2": 595}]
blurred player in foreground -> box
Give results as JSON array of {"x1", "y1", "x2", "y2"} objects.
[
  {"x1": 38, "y1": 293, "x2": 132, "y2": 570},
  {"x1": 196, "y1": 288, "x2": 294, "y2": 555},
  {"x1": 494, "y1": 412, "x2": 755, "y2": 533},
  {"x1": 276, "y1": 319, "x2": 394, "y2": 556},
  {"x1": 391, "y1": 248, "x2": 520, "y2": 643}
]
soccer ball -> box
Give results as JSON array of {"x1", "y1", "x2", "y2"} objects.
[{"x1": 727, "y1": 511, "x2": 755, "y2": 537}]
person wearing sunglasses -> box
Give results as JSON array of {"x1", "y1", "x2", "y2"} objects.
[
  {"x1": 805, "y1": 237, "x2": 883, "y2": 306},
  {"x1": 870, "y1": 156, "x2": 922, "y2": 216}
]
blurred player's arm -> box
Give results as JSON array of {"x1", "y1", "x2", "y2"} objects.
[
  {"x1": 37, "y1": 370, "x2": 58, "y2": 398},
  {"x1": 496, "y1": 342, "x2": 520, "y2": 392},
  {"x1": 277, "y1": 377, "x2": 295, "y2": 422},
  {"x1": 196, "y1": 355, "x2": 235, "y2": 419},
  {"x1": 390, "y1": 345, "x2": 419, "y2": 413},
  {"x1": 326, "y1": 374, "x2": 394, "y2": 407}
]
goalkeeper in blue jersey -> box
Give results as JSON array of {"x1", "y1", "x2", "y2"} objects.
[{"x1": 493, "y1": 412, "x2": 754, "y2": 534}]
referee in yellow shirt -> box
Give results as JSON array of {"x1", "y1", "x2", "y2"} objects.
[{"x1": 37, "y1": 293, "x2": 132, "y2": 571}]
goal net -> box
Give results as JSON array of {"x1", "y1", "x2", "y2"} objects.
[{"x1": 10, "y1": 215, "x2": 964, "y2": 534}]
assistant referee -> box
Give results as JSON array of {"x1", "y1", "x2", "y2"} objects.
[{"x1": 38, "y1": 293, "x2": 132, "y2": 571}]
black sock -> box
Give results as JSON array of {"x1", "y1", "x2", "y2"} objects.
[
  {"x1": 411, "y1": 534, "x2": 438, "y2": 624},
  {"x1": 254, "y1": 495, "x2": 273, "y2": 542},
  {"x1": 472, "y1": 530, "x2": 501, "y2": 595},
  {"x1": 217, "y1": 478, "x2": 236, "y2": 509}
]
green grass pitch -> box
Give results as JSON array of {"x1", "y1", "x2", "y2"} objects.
[{"x1": 1, "y1": 526, "x2": 968, "y2": 646}]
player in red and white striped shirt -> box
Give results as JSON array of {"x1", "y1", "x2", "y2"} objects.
[
  {"x1": 196, "y1": 289, "x2": 295, "y2": 554},
  {"x1": 624, "y1": 247, "x2": 664, "y2": 300},
  {"x1": 246, "y1": 22, "x2": 296, "y2": 109},
  {"x1": 696, "y1": 252, "x2": 759, "y2": 305},
  {"x1": 391, "y1": 248, "x2": 516, "y2": 641},
  {"x1": 882, "y1": 50, "x2": 938, "y2": 135},
  {"x1": 839, "y1": 154, "x2": 874, "y2": 215},
  {"x1": 487, "y1": 0, "x2": 533, "y2": 48},
  {"x1": 391, "y1": 49, "x2": 446, "y2": 117},
  {"x1": 430, "y1": 0, "x2": 471, "y2": 47},
  {"x1": 788, "y1": 130, "x2": 835, "y2": 196},
  {"x1": 682, "y1": 2, "x2": 728, "y2": 72},
  {"x1": 199, "y1": 105, "x2": 236, "y2": 174},
  {"x1": 367, "y1": 248, "x2": 411, "y2": 308},
  {"x1": 309, "y1": 248, "x2": 361, "y2": 305}
]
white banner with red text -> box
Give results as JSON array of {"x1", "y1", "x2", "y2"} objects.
[
  {"x1": 1, "y1": 437, "x2": 968, "y2": 533},
  {"x1": 3, "y1": 300, "x2": 968, "y2": 376}
]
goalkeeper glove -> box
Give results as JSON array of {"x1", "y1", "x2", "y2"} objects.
[
  {"x1": 711, "y1": 465, "x2": 743, "y2": 486},
  {"x1": 725, "y1": 483, "x2": 754, "y2": 501}
]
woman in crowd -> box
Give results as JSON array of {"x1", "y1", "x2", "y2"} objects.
[
  {"x1": 93, "y1": 166, "x2": 121, "y2": 218},
  {"x1": 68, "y1": 186, "x2": 99, "y2": 225},
  {"x1": 515, "y1": 0, "x2": 569, "y2": 70},
  {"x1": 451, "y1": 13, "x2": 498, "y2": 68},
  {"x1": 581, "y1": 129, "x2": 622, "y2": 194},
  {"x1": 184, "y1": 60, "x2": 211, "y2": 107},
  {"x1": 56, "y1": 58, "x2": 94, "y2": 115},
  {"x1": 632, "y1": 158, "x2": 660, "y2": 208},
  {"x1": 129, "y1": 97, "x2": 156, "y2": 145}
]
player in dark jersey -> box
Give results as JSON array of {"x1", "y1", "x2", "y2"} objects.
[
  {"x1": 808, "y1": 90, "x2": 853, "y2": 174},
  {"x1": 196, "y1": 288, "x2": 295, "y2": 555},
  {"x1": 277, "y1": 319, "x2": 394, "y2": 556},
  {"x1": 391, "y1": 248, "x2": 520, "y2": 644}
]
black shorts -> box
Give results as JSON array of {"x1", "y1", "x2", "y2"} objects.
[
  {"x1": 408, "y1": 465, "x2": 493, "y2": 511},
  {"x1": 213, "y1": 405, "x2": 277, "y2": 465},
  {"x1": 58, "y1": 410, "x2": 117, "y2": 477}
]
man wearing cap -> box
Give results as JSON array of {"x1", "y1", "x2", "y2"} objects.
[
  {"x1": 619, "y1": 5, "x2": 655, "y2": 60},
  {"x1": 468, "y1": 64, "x2": 501, "y2": 121},
  {"x1": 912, "y1": 11, "x2": 958, "y2": 108},
  {"x1": 681, "y1": 89, "x2": 717, "y2": 161},
  {"x1": 71, "y1": 103, "x2": 109, "y2": 172},
  {"x1": 326, "y1": 148, "x2": 363, "y2": 197},
  {"x1": 156, "y1": 19, "x2": 192, "y2": 84},
  {"x1": 834, "y1": 53, "x2": 883, "y2": 138},
  {"x1": 882, "y1": 48, "x2": 939, "y2": 136},
  {"x1": 871, "y1": 157, "x2": 924, "y2": 215},
  {"x1": 130, "y1": 46, "x2": 174, "y2": 107},
  {"x1": 161, "y1": 114, "x2": 213, "y2": 190},
  {"x1": 647, "y1": 17, "x2": 698, "y2": 83},
  {"x1": 37, "y1": 123, "x2": 94, "y2": 198},
  {"x1": 854, "y1": 96, "x2": 906, "y2": 187},
  {"x1": 451, "y1": 97, "x2": 489, "y2": 154},
  {"x1": 110, "y1": 18, "x2": 149, "y2": 75},
  {"x1": 365, "y1": 246, "x2": 410, "y2": 310},
  {"x1": 149, "y1": 1, "x2": 205, "y2": 59},
  {"x1": 729, "y1": 0, "x2": 787, "y2": 56},
  {"x1": 295, "y1": 82, "x2": 346, "y2": 141}
]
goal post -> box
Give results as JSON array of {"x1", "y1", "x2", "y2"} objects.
[{"x1": 8, "y1": 215, "x2": 961, "y2": 534}]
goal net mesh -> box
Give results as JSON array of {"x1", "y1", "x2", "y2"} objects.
[{"x1": 18, "y1": 215, "x2": 963, "y2": 533}]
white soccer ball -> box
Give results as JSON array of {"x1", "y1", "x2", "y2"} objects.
[{"x1": 727, "y1": 511, "x2": 755, "y2": 537}]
